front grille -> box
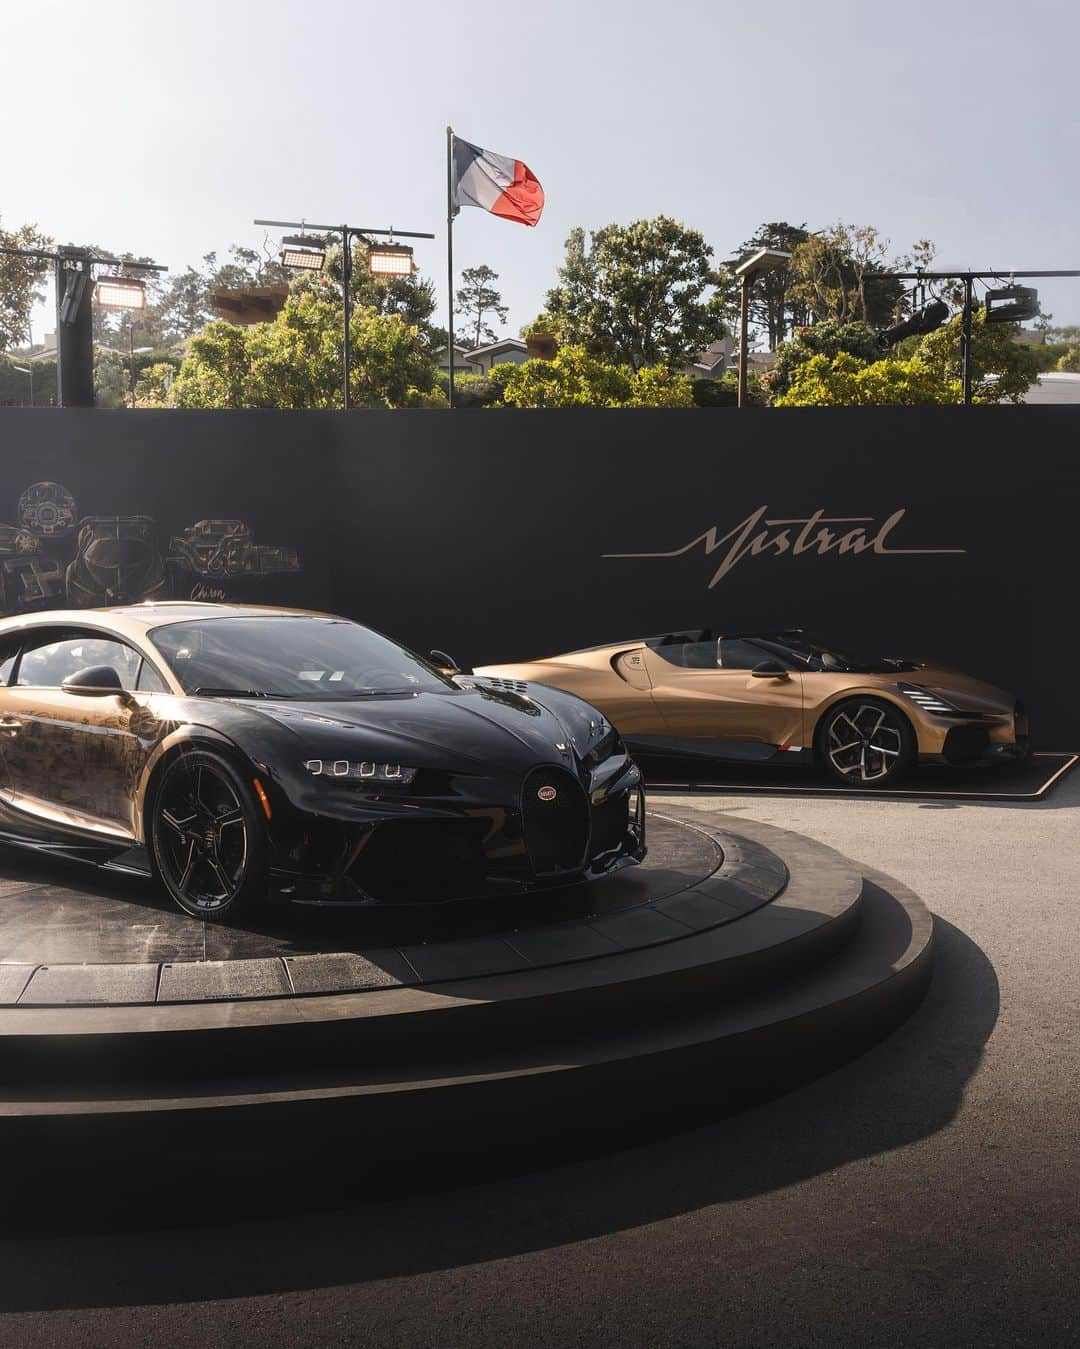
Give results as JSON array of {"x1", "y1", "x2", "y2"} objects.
[
  {"x1": 521, "y1": 767, "x2": 590, "y2": 875},
  {"x1": 348, "y1": 818, "x2": 488, "y2": 903},
  {"x1": 589, "y1": 792, "x2": 630, "y2": 858},
  {"x1": 942, "y1": 724, "x2": 990, "y2": 765}
]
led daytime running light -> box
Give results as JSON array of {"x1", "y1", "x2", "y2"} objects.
[
  {"x1": 304, "y1": 759, "x2": 417, "y2": 784},
  {"x1": 898, "y1": 684, "x2": 960, "y2": 715}
]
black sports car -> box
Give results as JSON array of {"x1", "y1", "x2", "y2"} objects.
[{"x1": 0, "y1": 604, "x2": 645, "y2": 920}]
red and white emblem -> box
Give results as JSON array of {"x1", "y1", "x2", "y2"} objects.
[{"x1": 537, "y1": 785, "x2": 558, "y2": 802}]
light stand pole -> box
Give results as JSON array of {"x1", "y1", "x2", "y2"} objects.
[
  {"x1": 0, "y1": 244, "x2": 166, "y2": 407},
  {"x1": 446, "y1": 126, "x2": 456, "y2": 409},
  {"x1": 961, "y1": 275, "x2": 974, "y2": 407},
  {"x1": 256, "y1": 218, "x2": 435, "y2": 410},
  {"x1": 737, "y1": 272, "x2": 751, "y2": 409},
  {"x1": 734, "y1": 247, "x2": 791, "y2": 408}
]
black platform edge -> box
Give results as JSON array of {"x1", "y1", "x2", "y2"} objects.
[
  {"x1": 0, "y1": 865, "x2": 933, "y2": 1161},
  {"x1": 0, "y1": 815, "x2": 864, "y2": 1084},
  {"x1": 645, "y1": 750, "x2": 1078, "y2": 803},
  {"x1": 0, "y1": 813, "x2": 748, "y2": 1012}
]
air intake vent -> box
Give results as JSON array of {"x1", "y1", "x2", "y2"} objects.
[
  {"x1": 521, "y1": 767, "x2": 589, "y2": 875},
  {"x1": 479, "y1": 676, "x2": 530, "y2": 695}
]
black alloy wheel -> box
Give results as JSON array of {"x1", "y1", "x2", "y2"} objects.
[
  {"x1": 818, "y1": 697, "x2": 914, "y2": 788},
  {"x1": 150, "y1": 749, "x2": 268, "y2": 920}
]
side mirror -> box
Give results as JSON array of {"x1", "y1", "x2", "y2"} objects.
[
  {"x1": 751, "y1": 660, "x2": 790, "y2": 679},
  {"x1": 61, "y1": 665, "x2": 125, "y2": 696}
]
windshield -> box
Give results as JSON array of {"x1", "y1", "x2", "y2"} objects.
[
  {"x1": 766, "y1": 633, "x2": 916, "y2": 674},
  {"x1": 150, "y1": 616, "x2": 453, "y2": 699}
]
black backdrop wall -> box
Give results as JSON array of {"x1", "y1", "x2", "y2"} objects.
[{"x1": 0, "y1": 407, "x2": 1076, "y2": 746}]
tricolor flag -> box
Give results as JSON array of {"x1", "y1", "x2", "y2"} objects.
[{"x1": 451, "y1": 137, "x2": 545, "y2": 228}]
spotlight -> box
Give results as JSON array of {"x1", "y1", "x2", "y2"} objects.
[
  {"x1": 94, "y1": 276, "x2": 147, "y2": 311},
  {"x1": 279, "y1": 236, "x2": 327, "y2": 271},
  {"x1": 368, "y1": 243, "x2": 415, "y2": 277},
  {"x1": 985, "y1": 286, "x2": 1039, "y2": 324},
  {"x1": 879, "y1": 298, "x2": 950, "y2": 349}
]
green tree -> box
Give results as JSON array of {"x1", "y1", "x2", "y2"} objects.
[
  {"x1": 172, "y1": 292, "x2": 442, "y2": 409},
  {"x1": 544, "y1": 217, "x2": 731, "y2": 369},
  {"x1": 767, "y1": 319, "x2": 882, "y2": 400},
  {"x1": 908, "y1": 310, "x2": 1040, "y2": 404},
  {"x1": 773, "y1": 351, "x2": 960, "y2": 406},
  {"x1": 497, "y1": 344, "x2": 693, "y2": 408},
  {"x1": 726, "y1": 221, "x2": 810, "y2": 348},
  {"x1": 456, "y1": 265, "x2": 508, "y2": 349},
  {"x1": 156, "y1": 243, "x2": 290, "y2": 342},
  {"x1": 787, "y1": 224, "x2": 904, "y2": 328},
  {"x1": 134, "y1": 361, "x2": 178, "y2": 407},
  {"x1": 297, "y1": 238, "x2": 444, "y2": 355},
  {"x1": 1057, "y1": 346, "x2": 1080, "y2": 373},
  {"x1": 93, "y1": 348, "x2": 128, "y2": 408},
  {"x1": 158, "y1": 260, "x2": 215, "y2": 339},
  {"x1": 0, "y1": 216, "x2": 51, "y2": 352}
]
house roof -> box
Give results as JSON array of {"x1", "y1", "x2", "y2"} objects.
[{"x1": 467, "y1": 338, "x2": 528, "y2": 359}]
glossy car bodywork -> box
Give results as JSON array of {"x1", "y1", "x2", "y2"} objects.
[
  {"x1": 0, "y1": 604, "x2": 645, "y2": 903},
  {"x1": 476, "y1": 629, "x2": 1028, "y2": 770}
]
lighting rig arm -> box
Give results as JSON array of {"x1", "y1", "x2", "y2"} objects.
[{"x1": 255, "y1": 219, "x2": 436, "y2": 410}]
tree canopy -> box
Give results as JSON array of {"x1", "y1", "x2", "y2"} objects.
[
  {"x1": 726, "y1": 221, "x2": 809, "y2": 348},
  {"x1": 904, "y1": 310, "x2": 1040, "y2": 404},
  {"x1": 172, "y1": 292, "x2": 443, "y2": 409},
  {"x1": 542, "y1": 218, "x2": 731, "y2": 370},
  {"x1": 456, "y1": 265, "x2": 508, "y2": 349},
  {"x1": 787, "y1": 224, "x2": 905, "y2": 329},
  {"x1": 497, "y1": 344, "x2": 693, "y2": 408},
  {"x1": 772, "y1": 352, "x2": 961, "y2": 406},
  {"x1": 0, "y1": 215, "x2": 51, "y2": 352}
]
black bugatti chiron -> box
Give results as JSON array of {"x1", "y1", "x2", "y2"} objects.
[{"x1": 0, "y1": 604, "x2": 645, "y2": 920}]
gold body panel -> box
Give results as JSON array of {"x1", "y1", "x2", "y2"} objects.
[{"x1": 476, "y1": 640, "x2": 1023, "y2": 761}]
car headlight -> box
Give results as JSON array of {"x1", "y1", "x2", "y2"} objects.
[
  {"x1": 304, "y1": 759, "x2": 418, "y2": 784},
  {"x1": 897, "y1": 683, "x2": 972, "y2": 716}
]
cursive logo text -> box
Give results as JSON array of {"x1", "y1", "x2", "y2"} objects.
[{"x1": 604, "y1": 507, "x2": 965, "y2": 589}]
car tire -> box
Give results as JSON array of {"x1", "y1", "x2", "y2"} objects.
[
  {"x1": 816, "y1": 697, "x2": 915, "y2": 788},
  {"x1": 148, "y1": 748, "x2": 269, "y2": 921}
]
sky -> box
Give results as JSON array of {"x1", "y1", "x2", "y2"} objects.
[{"x1": 3, "y1": 0, "x2": 1079, "y2": 343}]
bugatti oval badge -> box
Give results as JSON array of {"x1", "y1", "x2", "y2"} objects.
[{"x1": 537, "y1": 785, "x2": 558, "y2": 802}]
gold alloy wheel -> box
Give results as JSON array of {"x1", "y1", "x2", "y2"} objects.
[{"x1": 824, "y1": 702, "x2": 907, "y2": 784}]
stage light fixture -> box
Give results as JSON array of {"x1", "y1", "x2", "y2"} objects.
[
  {"x1": 279, "y1": 236, "x2": 327, "y2": 271},
  {"x1": 368, "y1": 243, "x2": 415, "y2": 276},
  {"x1": 985, "y1": 286, "x2": 1039, "y2": 324},
  {"x1": 879, "y1": 298, "x2": 950, "y2": 349},
  {"x1": 94, "y1": 276, "x2": 147, "y2": 310}
]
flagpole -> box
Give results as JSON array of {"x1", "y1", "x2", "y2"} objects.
[{"x1": 446, "y1": 125, "x2": 455, "y2": 410}]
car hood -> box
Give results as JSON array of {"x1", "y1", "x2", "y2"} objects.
[
  {"x1": 217, "y1": 683, "x2": 585, "y2": 772},
  {"x1": 865, "y1": 665, "x2": 1016, "y2": 715}
]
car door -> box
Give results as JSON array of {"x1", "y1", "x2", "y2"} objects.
[
  {"x1": 0, "y1": 626, "x2": 166, "y2": 839},
  {"x1": 641, "y1": 637, "x2": 804, "y2": 759}
]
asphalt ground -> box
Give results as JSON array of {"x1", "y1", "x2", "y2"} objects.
[{"x1": 0, "y1": 776, "x2": 1077, "y2": 1348}]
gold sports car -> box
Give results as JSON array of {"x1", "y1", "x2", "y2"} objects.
[{"x1": 475, "y1": 629, "x2": 1029, "y2": 788}]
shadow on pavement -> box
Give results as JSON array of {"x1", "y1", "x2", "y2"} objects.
[{"x1": 0, "y1": 912, "x2": 997, "y2": 1314}]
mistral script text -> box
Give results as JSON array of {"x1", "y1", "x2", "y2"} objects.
[{"x1": 604, "y1": 507, "x2": 965, "y2": 589}]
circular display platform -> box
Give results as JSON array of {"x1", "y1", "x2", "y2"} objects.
[
  {"x1": 0, "y1": 811, "x2": 790, "y2": 1009},
  {"x1": 0, "y1": 803, "x2": 933, "y2": 1180}
]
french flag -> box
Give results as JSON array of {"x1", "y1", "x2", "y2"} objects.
[{"x1": 451, "y1": 136, "x2": 545, "y2": 228}]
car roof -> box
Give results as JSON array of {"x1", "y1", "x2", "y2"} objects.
[{"x1": 0, "y1": 601, "x2": 342, "y2": 641}]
